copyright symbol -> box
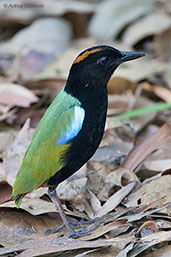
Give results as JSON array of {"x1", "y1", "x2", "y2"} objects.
[{"x1": 3, "y1": 3, "x2": 8, "y2": 8}]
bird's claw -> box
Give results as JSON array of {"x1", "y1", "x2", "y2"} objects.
[
  {"x1": 68, "y1": 227, "x2": 91, "y2": 238},
  {"x1": 68, "y1": 220, "x2": 102, "y2": 238}
]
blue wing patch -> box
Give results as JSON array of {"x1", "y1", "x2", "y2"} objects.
[{"x1": 57, "y1": 106, "x2": 85, "y2": 145}]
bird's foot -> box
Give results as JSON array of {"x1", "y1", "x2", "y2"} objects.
[
  {"x1": 45, "y1": 224, "x2": 64, "y2": 235},
  {"x1": 68, "y1": 218, "x2": 96, "y2": 228},
  {"x1": 68, "y1": 218, "x2": 102, "y2": 238},
  {"x1": 45, "y1": 219, "x2": 86, "y2": 235},
  {"x1": 45, "y1": 218, "x2": 101, "y2": 238},
  {"x1": 45, "y1": 224, "x2": 91, "y2": 238},
  {"x1": 68, "y1": 227, "x2": 91, "y2": 238}
]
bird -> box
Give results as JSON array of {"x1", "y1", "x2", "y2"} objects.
[{"x1": 12, "y1": 45, "x2": 144, "y2": 237}]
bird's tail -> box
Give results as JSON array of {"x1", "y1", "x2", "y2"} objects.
[{"x1": 11, "y1": 194, "x2": 24, "y2": 208}]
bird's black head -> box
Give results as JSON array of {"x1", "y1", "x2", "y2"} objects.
[{"x1": 65, "y1": 45, "x2": 144, "y2": 98}]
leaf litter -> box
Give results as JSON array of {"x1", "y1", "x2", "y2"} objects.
[{"x1": 0, "y1": 0, "x2": 171, "y2": 256}]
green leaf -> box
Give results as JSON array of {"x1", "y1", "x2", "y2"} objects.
[{"x1": 112, "y1": 102, "x2": 171, "y2": 120}]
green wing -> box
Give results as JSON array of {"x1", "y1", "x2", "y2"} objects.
[{"x1": 12, "y1": 90, "x2": 82, "y2": 202}]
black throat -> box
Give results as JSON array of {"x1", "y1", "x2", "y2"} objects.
[{"x1": 64, "y1": 69, "x2": 109, "y2": 112}]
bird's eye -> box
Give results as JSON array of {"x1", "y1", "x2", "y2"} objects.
[{"x1": 97, "y1": 56, "x2": 110, "y2": 66}]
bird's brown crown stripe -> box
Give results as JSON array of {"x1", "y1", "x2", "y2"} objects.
[{"x1": 74, "y1": 48, "x2": 103, "y2": 64}]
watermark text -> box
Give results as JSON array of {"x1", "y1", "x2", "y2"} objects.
[{"x1": 3, "y1": 3, "x2": 44, "y2": 9}]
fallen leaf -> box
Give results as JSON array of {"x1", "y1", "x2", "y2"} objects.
[
  {"x1": 128, "y1": 231, "x2": 171, "y2": 257},
  {"x1": 107, "y1": 77, "x2": 137, "y2": 95},
  {"x1": 0, "y1": 83, "x2": 38, "y2": 107},
  {"x1": 108, "y1": 95, "x2": 157, "y2": 132},
  {"x1": 137, "y1": 220, "x2": 159, "y2": 234},
  {"x1": 114, "y1": 58, "x2": 166, "y2": 82},
  {"x1": 122, "y1": 123, "x2": 171, "y2": 171},
  {"x1": 122, "y1": 203, "x2": 171, "y2": 223},
  {"x1": 78, "y1": 220, "x2": 130, "y2": 241},
  {"x1": 0, "y1": 129, "x2": 17, "y2": 154},
  {"x1": 0, "y1": 163, "x2": 6, "y2": 181},
  {"x1": 0, "y1": 208, "x2": 62, "y2": 246},
  {"x1": 116, "y1": 243, "x2": 134, "y2": 257},
  {"x1": 1, "y1": 197, "x2": 56, "y2": 215},
  {"x1": 143, "y1": 150, "x2": 171, "y2": 172},
  {"x1": 96, "y1": 167, "x2": 139, "y2": 202},
  {"x1": 126, "y1": 175, "x2": 171, "y2": 214},
  {"x1": 164, "y1": 65, "x2": 171, "y2": 90},
  {"x1": 155, "y1": 28, "x2": 171, "y2": 60},
  {"x1": 0, "y1": 234, "x2": 133, "y2": 257},
  {"x1": 91, "y1": 133, "x2": 133, "y2": 164},
  {"x1": 142, "y1": 244, "x2": 171, "y2": 257},
  {"x1": 3, "y1": 119, "x2": 35, "y2": 186},
  {"x1": 0, "y1": 182, "x2": 12, "y2": 204},
  {"x1": 123, "y1": 13, "x2": 171, "y2": 46},
  {"x1": 95, "y1": 182, "x2": 136, "y2": 218},
  {"x1": 89, "y1": 0, "x2": 154, "y2": 39},
  {"x1": 0, "y1": 107, "x2": 17, "y2": 122},
  {"x1": 155, "y1": 219, "x2": 171, "y2": 230},
  {"x1": 142, "y1": 82, "x2": 171, "y2": 103},
  {"x1": 0, "y1": 17, "x2": 72, "y2": 55}
]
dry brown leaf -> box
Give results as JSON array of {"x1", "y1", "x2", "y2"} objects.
[
  {"x1": 143, "y1": 149, "x2": 171, "y2": 172},
  {"x1": 95, "y1": 182, "x2": 136, "y2": 218},
  {"x1": 1, "y1": 197, "x2": 56, "y2": 215},
  {"x1": 28, "y1": 46, "x2": 82, "y2": 81},
  {"x1": 87, "y1": 161, "x2": 112, "y2": 201},
  {"x1": 87, "y1": 188, "x2": 101, "y2": 214},
  {"x1": 164, "y1": 65, "x2": 171, "y2": 90},
  {"x1": 0, "y1": 163, "x2": 6, "y2": 181},
  {"x1": 0, "y1": 83, "x2": 38, "y2": 107},
  {"x1": 137, "y1": 220, "x2": 159, "y2": 234},
  {"x1": 126, "y1": 175, "x2": 171, "y2": 214},
  {"x1": 57, "y1": 177, "x2": 87, "y2": 203},
  {"x1": 3, "y1": 119, "x2": 34, "y2": 186},
  {"x1": 17, "y1": 107, "x2": 46, "y2": 128},
  {"x1": 142, "y1": 82, "x2": 171, "y2": 103},
  {"x1": 122, "y1": 203, "x2": 171, "y2": 223},
  {"x1": 122, "y1": 123, "x2": 171, "y2": 171},
  {"x1": 92, "y1": 131, "x2": 133, "y2": 164},
  {"x1": 0, "y1": 182, "x2": 12, "y2": 204},
  {"x1": 128, "y1": 231, "x2": 171, "y2": 257},
  {"x1": 97, "y1": 167, "x2": 139, "y2": 201},
  {"x1": 116, "y1": 243, "x2": 134, "y2": 257},
  {"x1": 0, "y1": 107, "x2": 17, "y2": 122},
  {"x1": 155, "y1": 28, "x2": 171, "y2": 60},
  {"x1": 80, "y1": 220, "x2": 130, "y2": 241},
  {"x1": 62, "y1": 248, "x2": 115, "y2": 257},
  {"x1": 89, "y1": 0, "x2": 154, "y2": 39},
  {"x1": 114, "y1": 58, "x2": 166, "y2": 82},
  {"x1": 108, "y1": 94, "x2": 132, "y2": 116},
  {"x1": 107, "y1": 77, "x2": 137, "y2": 95},
  {"x1": 142, "y1": 244, "x2": 171, "y2": 257},
  {"x1": 107, "y1": 95, "x2": 157, "y2": 133},
  {"x1": 143, "y1": 231, "x2": 171, "y2": 243},
  {"x1": 0, "y1": 208, "x2": 62, "y2": 247},
  {"x1": 123, "y1": 12, "x2": 171, "y2": 46},
  {"x1": 0, "y1": 129, "x2": 17, "y2": 154},
  {"x1": 24, "y1": 78, "x2": 66, "y2": 90},
  {"x1": 4, "y1": 234, "x2": 133, "y2": 257},
  {"x1": 155, "y1": 219, "x2": 171, "y2": 229},
  {"x1": 106, "y1": 222, "x2": 131, "y2": 239},
  {"x1": 1, "y1": 190, "x2": 88, "y2": 219},
  {"x1": 114, "y1": 62, "x2": 143, "y2": 81}
]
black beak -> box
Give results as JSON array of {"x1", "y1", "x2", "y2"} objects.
[{"x1": 120, "y1": 51, "x2": 145, "y2": 63}]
